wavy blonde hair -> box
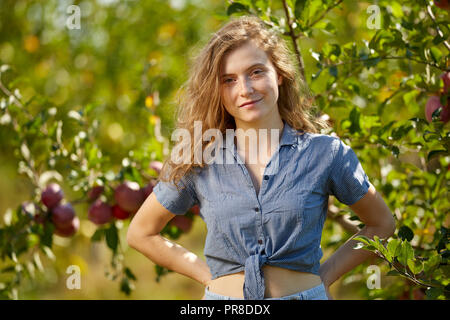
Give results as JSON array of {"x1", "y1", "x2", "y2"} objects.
[{"x1": 157, "y1": 15, "x2": 331, "y2": 190}]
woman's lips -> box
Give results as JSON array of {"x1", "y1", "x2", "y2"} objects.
[{"x1": 239, "y1": 98, "x2": 262, "y2": 108}]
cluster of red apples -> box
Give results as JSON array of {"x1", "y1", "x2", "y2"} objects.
[{"x1": 37, "y1": 161, "x2": 200, "y2": 237}]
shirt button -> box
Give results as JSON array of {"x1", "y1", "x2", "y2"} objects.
[
  {"x1": 254, "y1": 207, "x2": 259, "y2": 212},
  {"x1": 264, "y1": 175, "x2": 269, "y2": 180},
  {"x1": 258, "y1": 239, "x2": 263, "y2": 244}
]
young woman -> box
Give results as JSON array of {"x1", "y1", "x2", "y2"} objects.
[{"x1": 127, "y1": 16, "x2": 396, "y2": 300}]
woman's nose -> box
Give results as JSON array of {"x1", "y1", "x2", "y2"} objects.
[{"x1": 238, "y1": 77, "x2": 254, "y2": 96}]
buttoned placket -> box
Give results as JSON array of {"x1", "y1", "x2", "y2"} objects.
[
  {"x1": 220, "y1": 122, "x2": 300, "y2": 299},
  {"x1": 228, "y1": 141, "x2": 268, "y2": 251}
]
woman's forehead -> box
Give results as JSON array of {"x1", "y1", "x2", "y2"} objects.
[{"x1": 220, "y1": 42, "x2": 272, "y2": 75}]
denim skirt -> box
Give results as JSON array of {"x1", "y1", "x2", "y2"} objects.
[{"x1": 203, "y1": 283, "x2": 329, "y2": 300}]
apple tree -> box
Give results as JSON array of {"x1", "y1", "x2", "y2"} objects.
[{"x1": 0, "y1": 0, "x2": 448, "y2": 300}]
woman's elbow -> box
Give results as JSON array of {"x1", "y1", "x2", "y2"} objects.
[
  {"x1": 126, "y1": 227, "x2": 140, "y2": 248},
  {"x1": 382, "y1": 213, "x2": 396, "y2": 238}
]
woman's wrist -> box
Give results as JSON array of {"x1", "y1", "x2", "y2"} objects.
[{"x1": 319, "y1": 261, "x2": 334, "y2": 288}]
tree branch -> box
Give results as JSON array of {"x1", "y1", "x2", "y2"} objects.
[
  {"x1": 307, "y1": 0, "x2": 344, "y2": 29},
  {"x1": 424, "y1": 1, "x2": 450, "y2": 53},
  {"x1": 281, "y1": 0, "x2": 307, "y2": 83}
]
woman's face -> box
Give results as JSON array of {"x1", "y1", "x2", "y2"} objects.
[{"x1": 219, "y1": 41, "x2": 282, "y2": 127}]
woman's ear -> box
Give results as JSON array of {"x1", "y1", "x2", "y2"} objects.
[{"x1": 277, "y1": 74, "x2": 283, "y2": 86}]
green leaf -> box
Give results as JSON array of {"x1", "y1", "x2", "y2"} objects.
[
  {"x1": 391, "y1": 124, "x2": 413, "y2": 141},
  {"x1": 353, "y1": 242, "x2": 365, "y2": 250},
  {"x1": 311, "y1": 68, "x2": 322, "y2": 81},
  {"x1": 387, "y1": 238, "x2": 401, "y2": 257},
  {"x1": 353, "y1": 235, "x2": 371, "y2": 245},
  {"x1": 41, "y1": 222, "x2": 54, "y2": 248},
  {"x1": 120, "y1": 277, "x2": 132, "y2": 296},
  {"x1": 425, "y1": 287, "x2": 443, "y2": 300},
  {"x1": 349, "y1": 107, "x2": 361, "y2": 134},
  {"x1": 397, "y1": 240, "x2": 415, "y2": 266},
  {"x1": 427, "y1": 149, "x2": 448, "y2": 161},
  {"x1": 398, "y1": 226, "x2": 414, "y2": 242},
  {"x1": 372, "y1": 236, "x2": 391, "y2": 261},
  {"x1": 227, "y1": 3, "x2": 249, "y2": 16},
  {"x1": 386, "y1": 269, "x2": 401, "y2": 276},
  {"x1": 389, "y1": 2, "x2": 403, "y2": 18},
  {"x1": 124, "y1": 267, "x2": 137, "y2": 281},
  {"x1": 430, "y1": 47, "x2": 443, "y2": 63},
  {"x1": 403, "y1": 90, "x2": 419, "y2": 106},
  {"x1": 91, "y1": 229, "x2": 104, "y2": 242},
  {"x1": 407, "y1": 258, "x2": 423, "y2": 275},
  {"x1": 423, "y1": 255, "x2": 441, "y2": 274},
  {"x1": 253, "y1": 0, "x2": 268, "y2": 15},
  {"x1": 105, "y1": 224, "x2": 118, "y2": 253},
  {"x1": 329, "y1": 66, "x2": 338, "y2": 78},
  {"x1": 294, "y1": 0, "x2": 307, "y2": 20},
  {"x1": 322, "y1": 43, "x2": 341, "y2": 58},
  {"x1": 363, "y1": 56, "x2": 381, "y2": 68}
]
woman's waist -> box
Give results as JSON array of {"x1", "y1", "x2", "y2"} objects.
[{"x1": 208, "y1": 265, "x2": 322, "y2": 299}]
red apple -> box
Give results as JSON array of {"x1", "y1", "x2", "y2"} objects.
[
  {"x1": 441, "y1": 72, "x2": 450, "y2": 93},
  {"x1": 149, "y1": 161, "x2": 163, "y2": 174},
  {"x1": 190, "y1": 205, "x2": 200, "y2": 216},
  {"x1": 87, "y1": 185, "x2": 104, "y2": 202},
  {"x1": 112, "y1": 204, "x2": 131, "y2": 220},
  {"x1": 141, "y1": 180, "x2": 156, "y2": 199},
  {"x1": 41, "y1": 183, "x2": 64, "y2": 209},
  {"x1": 434, "y1": 0, "x2": 450, "y2": 10},
  {"x1": 114, "y1": 181, "x2": 145, "y2": 213},
  {"x1": 169, "y1": 215, "x2": 193, "y2": 233},
  {"x1": 51, "y1": 203, "x2": 76, "y2": 229},
  {"x1": 425, "y1": 95, "x2": 450, "y2": 123},
  {"x1": 55, "y1": 216, "x2": 79, "y2": 237},
  {"x1": 88, "y1": 199, "x2": 113, "y2": 225}
]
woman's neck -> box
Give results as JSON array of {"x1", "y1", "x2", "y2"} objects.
[{"x1": 234, "y1": 118, "x2": 285, "y2": 165}]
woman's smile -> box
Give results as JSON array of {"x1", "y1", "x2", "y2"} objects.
[{"x1": 239, "y1": 98, "x2": 263, "y2": 108}]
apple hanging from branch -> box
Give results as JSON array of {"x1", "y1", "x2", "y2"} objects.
[
  {"x1": 425, "y1": 95, "x2": 450, "y2": 123},
  {"x1": 114, "y1": 181, "x2": 145, "y2": 213},
  {"x1": 41, "y1": 183, "x2": 64, "y2": 209},
  {"x1": 88, "y1": 199, "x2": 113, "y2": 225}
]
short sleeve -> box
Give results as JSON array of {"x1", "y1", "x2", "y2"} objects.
[
  {"x1": 327, "y1": 138, "x2": 370, "y2": 206},
  {"x1": 152, "y1": 175, "x2": 198, "y2": 215}
]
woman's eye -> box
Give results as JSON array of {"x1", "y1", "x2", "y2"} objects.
[{"x1": 222, "y1": 70, "x2": 263, "y2": 84}]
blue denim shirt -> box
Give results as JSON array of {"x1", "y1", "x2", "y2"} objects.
[{"x1": 153, "y1": 121, "x2": 370, "y2": 300}]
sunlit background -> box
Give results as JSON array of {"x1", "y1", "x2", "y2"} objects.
[{"x1": 1, "y1": 0, "x2": 447, "y2": 300}]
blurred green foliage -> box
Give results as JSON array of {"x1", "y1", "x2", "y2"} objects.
[{"x1": 0, "y1": 0, "x2": 449, "y2": 300}]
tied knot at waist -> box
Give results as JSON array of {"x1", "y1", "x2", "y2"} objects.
[{"x1": 243, "y1": 253, "x2": 267, "y2": 300}]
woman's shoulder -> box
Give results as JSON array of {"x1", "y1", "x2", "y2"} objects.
[{"x1": 297, "y1": 131, "x2": 341, "y2": 151}]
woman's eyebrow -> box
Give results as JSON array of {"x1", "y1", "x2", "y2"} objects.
[{"x1": 220, "y1": 63, "x2": 266, "y2": 78}]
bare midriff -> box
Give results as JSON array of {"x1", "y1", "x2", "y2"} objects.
[{"x1": 207, "y1": 265, "x2": 322, "y2": 298}]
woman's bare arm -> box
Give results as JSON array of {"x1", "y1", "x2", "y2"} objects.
[
  {"x1": 319, "y1": 183, "x2": 396, "y2": 290},
  {"x1": 126, "y1": 192, "x2": 212, "y2": 287}
]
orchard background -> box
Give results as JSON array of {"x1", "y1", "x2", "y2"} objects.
[{"x1": 0, "y1": 0, "x2": 449, "y2": 300}]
